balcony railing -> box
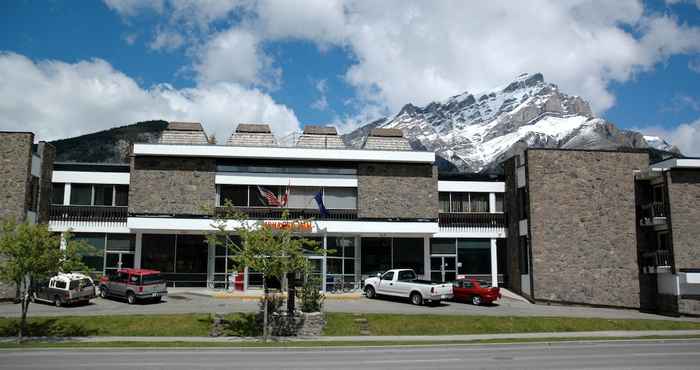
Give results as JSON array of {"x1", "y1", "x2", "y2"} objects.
[
  {"x1": 439, "y1": 212, "x2": 506, "y2": 230},
  {"x1": 641, "y1": 250, "x2": 672, "y2": 273},
  {"x1": 49, "y1": 205, "x2": 128, "y2": 223},
  {"x1": 640, "y1": 201, "x2": 667, "y2": 226},
  {"x1": 215, "y1": 207, "x2": 358, "y2": 221}
]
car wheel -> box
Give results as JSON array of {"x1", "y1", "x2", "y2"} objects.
[
  {"x1": 364, "y1": 286, "x2": 376, "y2": 299},
  {"x1": 53, "y1": 295, "x2": 62, "y2": 307},
  {"x1": 471, "y1": 295, "x2": 482, "y2": 306},
  {"x1": 99, "y1": 286, "x2": 108, "y2": 299},
  {"x1": 126, "y1": 292, "x2": 136, "y2": 305},
  {"x1": 410, "y1": 292, "x2": 423, "y2": 306}
]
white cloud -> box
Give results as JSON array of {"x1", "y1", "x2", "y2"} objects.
[
  {"x1": 641, "y1": 118, "x2": 700, "y2": 156},
  {"x1": 195, "y1": 27, "x2": 279, "y2": 89},
  {"x1": 310, "y1": 79, "x2": 329, "y2": 111},
  {"x1": 103, "y1": 0, "x2": 164, "y2": 17},
  {"x1": 106, "y1": 0, "x2": 700, "y2": 120},
  {"x1": 0, "y1": 52, "x2": 299, "y2": 141},
  {"x1": 149, "y1": 27, "x2": 184, "y2": 51}
]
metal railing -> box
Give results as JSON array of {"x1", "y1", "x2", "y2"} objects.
[
  {"x1": 49, "y1": 205, "x2": 128, "y2": 223},
  {"x1": 215, "y1": 207, "x2": 358, "y2": 221},
  {"x1": 641, "y1": 250, "x2": 672, "y2": 273},
  {"x1": 439, "y1": 212, "x2": 506, "y2": 230},
  {"x1": 639, "y1": 201, "x2": 667, "y2": 226}
]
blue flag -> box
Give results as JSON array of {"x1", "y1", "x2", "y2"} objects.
[{"x1": 314, "y1": 191, "x2": 329, "y2": 217}]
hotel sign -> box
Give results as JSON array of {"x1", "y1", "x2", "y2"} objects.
[{"x1": 263, "y1": 221, "x2": 313, "y2": 233}]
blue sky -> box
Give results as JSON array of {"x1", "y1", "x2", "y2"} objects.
[{"x1": 1, "y1": 0, "x2": 700, "y2": 154}]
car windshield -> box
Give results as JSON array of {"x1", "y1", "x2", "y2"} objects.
[{"x1": 141, "y1": 274, "x2": 163, "y2": 284}]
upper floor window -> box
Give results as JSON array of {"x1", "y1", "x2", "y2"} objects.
[
  {"x1": 52, "y1": 183, "x2": 65, "y2": 205},
  {"x1": 439, "y1": 192, "x2": 491, "y2": 213},
  {"x1": 68, "y1": 184, "x2": 128, "y2": 206},
  {"x1": 218, "y1": 185, "x2": 357, "y2": 209}
]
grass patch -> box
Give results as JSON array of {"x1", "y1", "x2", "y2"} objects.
[
  {"x1": 323, "y1": 313, "x2": 700, "y2": 336},
  {"x1": 0, "y1": 314, "x2": 212, "y2": 337},
  {"x1": 1, "y1": 336, "x2": 699, "y2": 349}
]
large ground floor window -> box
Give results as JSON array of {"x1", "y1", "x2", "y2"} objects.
[
  {"x1": 326, "y1": 236, "x2": 357, "y2": 291},
  {"x1": 71, "y1": 233, "x2": 135, "y2": 276},
  {"x1": 360, "y1": 237, "x2": 424, "y2": 276},
  {"x1": 141, "y1": 234, "x2": 208, "y2": 287}
]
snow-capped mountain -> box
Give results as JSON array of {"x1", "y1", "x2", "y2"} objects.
[{"x1": 344, "y1": 73, "x2": 677, "y2": 173}]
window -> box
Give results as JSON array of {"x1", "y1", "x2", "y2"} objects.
[
  {"x1": 72, "y1": 233, "x2": 106, "y2": 272},
  {"x1": 141, "y1": 234, "x2": 176, "y2": 273},
  {"x1": 326, "y1": 237, "x2": 356, "y2": 288},
  {"x1": 175, "y1": 235, "x2": 208, "y2": 274},
  {"x1": 457, "y1": 239, "x2": 491, "y2": 275},
  {"x1": 106, "y1": 234, "x2": 135, "y2": 252},
  {"x1": 381, "y1": 271, "x2": 394, "y2": 280},
  {"x1": 216, "y1": 163, "x2": 357, "y2": 175},
  {"x1": 69, "y1": 184, "x2": 128, "y2": 206},
  {"x1": 70, "y1": 184, "x2": 92, "y2": 205},
  {"x1": 115, "y1": 185, "x2": 129, "y2": 206},
  {"x1": 361, "y1": 237, "x2": 391, "y2": 274},
  {"x1": 439, "y1": 193, "x2": 450, "y2": 212},
  {"x1": 324, "y1": 188, "x2": 357, "y2": 209},
  {"x1": 519, "y1": 236, "x2": 529, "y2": 274},
  {"x1": 495, "y1": 193, "x2": 504, "y2": 213},
  {"x1": 93, "y1": 185, "x2": 113, "y2": 206},
  {"x1": 440, "y1": 192, "x2": 493, "y2": 213},
  {"x1": 392, "y1": 238, "x2": 424, "y2": 274},
  {"x1": 397, "y1": 270, "x2": 416, "y2": 281},
  {"x1": 287, "y1": 187, "x2": 320, "y2": 209},
  {"x1": 52, "y1": 184, "x2": 65, "y2": 205},
  {"x1": 219, "y1": 185, "x2": 248, "y2": 206},
  {"x1": 469, "y1": 193, "x2": 489, "y2": 212},
  {"x1": 55, "y1": 281, "x2": 67, "y2": 289},
  {"x1": 430, "y1": 238, "x2": 456, "y2": 255},
  {"x1": 219, "y1": 185, "x2": 356, "y2": 210}
]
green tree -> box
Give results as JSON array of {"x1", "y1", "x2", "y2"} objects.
[
  {"x1": 208, "y1": 202, "x2": 325, "y2": 341},
  {"x1": 0, "y1": 219, "x2": 89, "y2": 341}
]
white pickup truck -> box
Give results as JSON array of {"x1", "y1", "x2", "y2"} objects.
[{"x1": 363, "y1": 269, "x2": 454, "y2": 305}]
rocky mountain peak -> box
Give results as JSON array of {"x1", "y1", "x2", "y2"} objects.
[{"x1": 344, "y1": 73, "x2": 675, "y2": 173}]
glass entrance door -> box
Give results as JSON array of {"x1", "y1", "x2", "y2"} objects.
[
  {"x1": 105, "y1": 252, "x2": 134, "y2": 275},
  {"x1": 430, "y1": 256, "x2": 457, "y2": 283}
]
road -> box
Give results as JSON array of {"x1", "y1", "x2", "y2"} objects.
[
  {"x1": 1, "y1": 340, "x2": 699, "y2": 369},
  {"x1": 1, "y1": 291, "x2": 693, "y2": 321}
]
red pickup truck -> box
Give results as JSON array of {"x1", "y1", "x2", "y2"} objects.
[{"x1": 452, "y1": 278, "x2": 501, "y2": 305}]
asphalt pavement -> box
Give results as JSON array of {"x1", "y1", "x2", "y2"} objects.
[
  {"x1": 0, "y1": 290, "x2": 695, "y2": 321},
  {"x1": 1, "y1": 340, "x2": 699, "y2": 369}
]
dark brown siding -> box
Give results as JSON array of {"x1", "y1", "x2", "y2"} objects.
[
  {"x1": 526, "y1": 149, "x2": 648, "y2": 308},
  {"x1": 357, "y1": 163, "x2": 437, "y2": 219},
  {"x1": 503, "y1": 156, "x2": 522, "y2": 293}
]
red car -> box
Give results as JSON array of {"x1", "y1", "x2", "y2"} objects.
[
  {"x1": 452, "y1": 278, "x2": 501, "y2": 305},
  {"x1": 99, "y1": 268, "x2": 167, "y2": 304}
]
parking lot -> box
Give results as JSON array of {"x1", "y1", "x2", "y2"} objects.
[{"x1": 1, "y1": 289, "x2": 695, "y2": 321}]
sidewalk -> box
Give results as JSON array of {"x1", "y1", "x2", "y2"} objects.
[
  {"x1": 177, "y1": 288, "x2": 363, "y2": 301},
  {"x1": 3, "y1": 330, "x2": 700, "y2": 344}
]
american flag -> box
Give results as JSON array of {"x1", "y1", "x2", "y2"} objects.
[{"x1": 257, "y1": 186, "x2": 287, "y2": 207}]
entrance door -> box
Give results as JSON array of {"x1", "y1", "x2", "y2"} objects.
[
  {"x1": 430, "y1": 256, "x2": 457, "y2": 283},
  {"x1": 105, "y1": 252, "x2": 134, "y2": 275}
]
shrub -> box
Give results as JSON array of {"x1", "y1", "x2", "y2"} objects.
[{"x1": 298, "y1": 276, "x2": 325, "y2": 313}]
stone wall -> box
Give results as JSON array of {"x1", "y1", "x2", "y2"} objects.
[
  {"x1": 0, "y1": 132, "x2": 33, "y2": 222},
  {"x1": 666, "y1": 169, "x2": 700, "y2": 270},
  {"x1": 357, "y1": 163, "x2": 438, "y2": 219},
  {"x1": 526, "y1": 149, "x2": 648, "y2": 308},
  {"x1": 129, "y1": 156, "x2": 216, "y2": 216}
]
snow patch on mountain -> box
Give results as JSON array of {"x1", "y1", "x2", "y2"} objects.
[{"x1": 344, "y1": 73, "x2": 677, "y2": 173}]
